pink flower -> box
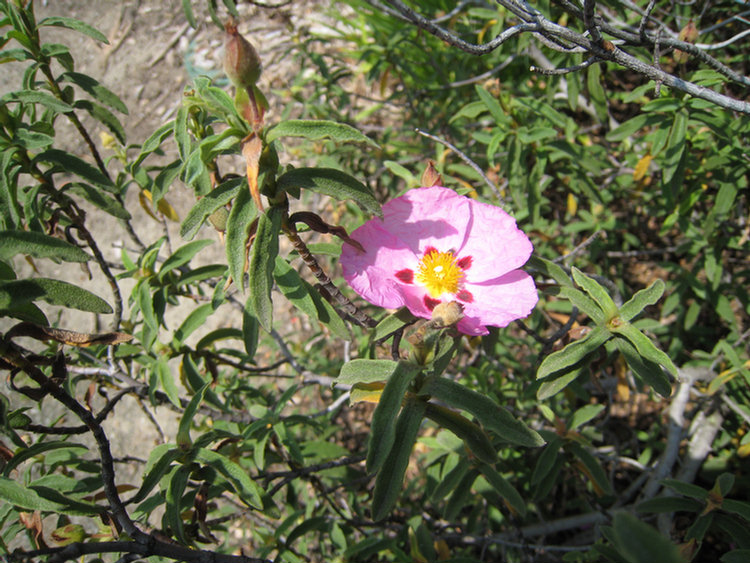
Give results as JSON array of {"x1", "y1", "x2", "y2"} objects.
[{"x1": 340, "y1": 186, "x2": 537, "y2": 335}]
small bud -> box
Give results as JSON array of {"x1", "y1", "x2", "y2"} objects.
[
  {"x1": 674, "y1": 20, "x2": 698, "y2": 64},
  {"x1": 51, "y1": 524, "x2": 88, "y2": 546},
  {"x1": 223, "y1": 19, "x2": 262, "y2": 89},
  {"x1": 430, "y1": 301, "x2": 464, "y2": 328},
  {"x1": 421, "y1": 160, "x2": 443, "y2": 187}
]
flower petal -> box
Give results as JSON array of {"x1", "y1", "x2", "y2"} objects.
[
  {"x1": 458, "y1": 270, "x2": 538, "y2": 334},
  {"x1": 341, "y1": 220, "x2": 417, "y2": 310},
  {"x1": 379, "y1": 187, "x2": 470, "y2": 254},
  {"x1": 458, "y1": 198, "x2": 534, "y2": 283}
]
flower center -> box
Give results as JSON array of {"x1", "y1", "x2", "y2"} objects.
[{"x1": 415, "y1": 249, "x2": 464, "y2": 298}]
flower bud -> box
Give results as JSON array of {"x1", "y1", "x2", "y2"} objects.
[{"x1": 223, "y1": 19, "x2": 262, "y2": 89}]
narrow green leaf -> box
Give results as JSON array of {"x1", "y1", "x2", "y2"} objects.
[
  {"x1": 371, "y1": 397, "x2": 427, "y2": 521},
  {"x1": 165, "y1": 464, "x2": 191, "y2": 544},
  {"x1": 444, "y1": 469, "x2": 478, "y2": 521},
  {"x1": 38, "y1": 16, "x2": 108, "y2": 43},
  {"x1": 276, "y1": 168, "x2": 382, "y2": 217},
  {"x1": 526, "y1": 255, "x2": 573, "y2": 287},
  {"x1": 266, "y1": 119, "x2": 379, "y2": 147},
  {"x1": 367, "y1": 362, "x2": 421, "y2": 473},
  {"x1": 424, "y1": 403, "x2": 496, "y2": 464},
  {"x1": 619, "y1": 279, "x2": 665, "y2": 322},
  {"x1": 286, "y1": 516, "x2": 329, "y2": 548},
  {"x1": 474, "y1": 85, "x2": 506, "y2": 125},
  {"x1": 613, "y1": 512, "x2": 683, "y2": 563},
  {"x1": 615, "y1": 337, "x2": 671, "y2": 397},
  {"x1": 0, "y1": 230, "x2": 90, "y2": 262},
  {"x1": 568, "y1": 404, "x2": 605, "y2": 431},
  {"x1": 536, "y1": 366, "x2": 586, "y2": 400},
  {"x1": 242, "y1": 301, "x2": 260, "y2": 358},
  {"x1": 193, "y1": 448, "x2": 263, "y2": 509},
  {"x1": 556, "y1": 286, "x2": 605, "y2": 324},
  {"x1": 420, "y1": 376, "x2": 544, "y2": 447},
  {"x1": 637, "y1": 496, "x2": 703, "y2": 514},
  {"x1": 372, "y1": 307, "x2": 418, "y2": 341},
  {"x1": 531, "y1": 438, "x2": 562, "y2": 486},
  {"x1": 0, "y1": 278, "x2": 112, "y2": 314},
  {"x1": 173, "y1": 303, "x2": 214, "y2": 346},
  {"x1": 60, "y1": 72, "x2": 127, "y2": 114},
  {"x1": 135, "y1": 120, "x2": 175, "y2": 166},
  {"x1": 431, "y1": 457, "x2": 470, "y2": 501},
  {"x1": 605, "y1": 113, "x2": 651, "y2": 142},
  {"x1": 35, "y1": 149, "x2": 115, "y2": 193},
  {"x1": 180, "y1": 178, "x2": 242, "y2": 240},
  {"x1": 338, "y1": 359, "x2": 401, "y2": 385},
  {"x1": 572, "y1": 268, "x2": 618, "y2": 318},
  {"x1": 662, "y1": 109, "x2": 688, "y2": 187},
  {"x1": 66, "y1": 182, "x2": 131, "y2": 220},
  {"x1": 2, "y1": 90, "x2": 72, "y2": 113},
  {"x1": 476, "y1": 463, "x2": 526, "y2": 516},
  {"x1": 74, "y1": 99, "x2": 126, "y2": 144},
  {"x1": 158, "y1": 239, "x2": 213, "y2": 281},
  {"x1": 2, "y1": 442, "x2": 87, "y2": 477},
  {"x1": 225, "y1": 186, "x2": 258, "y2": 291},
  {"x1": 611, "y1": 322, "x2": 678, "y2": 377},
  {"x1": 129, "y1": 445, "x2": 180, "y2": 504},
  {"x1": 247, "y1": 207, "x2": 281, "y2": 331},
  {"x1": 177, "y1": 383, "x2": 208, "y2": 450},
  {"x1": 273, "y1": 257, "x2": 348, "y2": 338},
  {"x1": 157, "y1": 358, "x2": 180, "y2": 409},
  {"x1": 0, "y1": 476, "x2": 61, "y2": 511},
  {"x1": 537, "y1": 325, "x2": 610, "y2": 379},
  {"x1": 568, "y1": 441, "x2": 613, "y2": 496}
]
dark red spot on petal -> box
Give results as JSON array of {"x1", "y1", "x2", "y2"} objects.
[
  {"x1": 423, "y1": 246, "x2": 438, "y2": 257},
  {"x1": 456, "y1": 290, "x2": 474, "y2": 303},
  {"x1": 395, "y1": 269, "x2": 414, "y2": 284},
  {"x1": 423, "y1": 296, "x2": 441, "y2": 311},
  {"x1": 457, "y1": 256, "x2": 473, "y2": 270}
]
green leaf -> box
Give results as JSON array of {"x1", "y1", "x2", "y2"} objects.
[
  {"x1": 338, "y1": 359, "x2": 402, "y2": 385},
  {"x1": 275, "y1": 168, "x2": 381, "y2": 217},
  {"x1": 129, "y1": 444, "x2": 180, "y2": 504},
  {"x1": 420, "y1": 376, "x2": 544, "y2": 447},
  {"x1": 618, "y1": 279, "x2": 665, "y2": 322},
  {"x1": 424, "y1": 403, "x2": 496, "y2": 464},
  {"x1": 242, "y1": 301, "x2": 260, "y2": 358},
  {"x1": 158, "y1": 239, "x2": 213, "y2": 281},
  {"x1": 476, "y1": 463, "x2": 526, "y2": 516},
  {"x1": 247, "y1": 207, "x2": 281, "y2": 331},
  {"x1": 610, "y1": 322, "x2": 678, "y2": 377},
  {"x1": 572, "y1": 267, "x2": 618, "y2": 318},
  {"x1": 35, "y1": 149, "x2": 115, "y2": 193},
  {"x1": 0, "y1": 230, "x2": 90, "y2": 262},
  {"x1": 371, "y1": 396, "x2": 427, "y2": 521},
  {"x1": 536, "y1": 366, "x2": 586, "y2": 401},
  {"x1": 177, "y1": 382, "x2": 208, "y2": 450},
  {"x1": 2, "y1": 442, "x2": 87, "y2": 477},
  {"x1": 273, "y1": 257, "x2": 348, "y2": 338},
  {"x1": 173, "y1": 303, "x2": 214, "y2": 346},
  {"x1": 193, "y1": 448, "x2": 263, "y2": 509},
  {"x1": 165, "y1": 464, "x2": 191, "y2": 545},
  {"x1": 38, "y1": 16, "x2": 109, "y2": 43},
  {"x1": 135, "y1": 120, "x2": 175, "y2": 166},
  {"x1": 182, "y1": 180, "x2": 242, "y2": 239},
  {"x1": 0, "y1": 278, "x2": 112, "y2": 314},
  {"x1": 586, "y1": 63, "x2": 608, "y2": 123},
  {"x1": 225, "y1": 186, "x2": 258, "y2": 291},
  {"x1": 616, "y1": 337, "x2": 671, "y2": 397},
  {"x1": 74, "y1": 99, "x2": 126, "y2": 144},
  {"x1": 367, "y1": 361, "x2": 421, "y2": 473},
  {"x1": 612, "y1": 512, "x2": 684, "y2": 563},
  {"x1": 0, "y1": 476, "x2": 61, "y2": 511},
  {"x1": 60, "y1": 72, "x2": 127, "y2": 114},
  {"x1": 526, "y1": 255, "x2": 573, "y2": 287},
  {"x1": 556, "y1": 286, "x2": 605, "y2": 324},
  {"x1": 568, "y1": 404, "x2": 605, "y2": 431},
  {"x1": 474, "y1": 85, "x2": 507, "y2": 125},
  {"x1": 637, "y1": 496, "x2": 703, "y2": 514},
  {"x1": 156, "y1": 358, "x2": 180, "y2": 409},
  {"x1": 1, "y1": 90, "x2": 72, "y2": 113},
  {"x1": 722, "y1": 550, "x2": 750, "y2": 563},
  {"x1": 531, "y1": 438, "x2": 562, "y2": 486},
  {"x1": 66, "y1": 182, "x2": 131, "y2": 220},
  {"x1": 568, "y1": 441, "x2": 613, "y2": 496},
  {"x1": 432, "y1": 457, "x2": 470, "y2": 501},
  {"x1": 537, "y1": 325, "x2": 610, "y2": 380},
  {"x1": 662, "y1": 109, "x2": 688, "y2": 187},
  {"x1": 266, "y1": 119, "x2": 379, "y2": 147},
  {"x1": 372, "y1": 307, "x2": 417, "y2": 341}
]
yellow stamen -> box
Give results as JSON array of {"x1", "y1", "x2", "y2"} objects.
[{"x1": 415, "y1": 249, "x2": 463, "y2": 298}]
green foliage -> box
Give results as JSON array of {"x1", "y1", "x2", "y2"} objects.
[{"x1": 1, "y1": 0, "x2": 749, "y2": 562}]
